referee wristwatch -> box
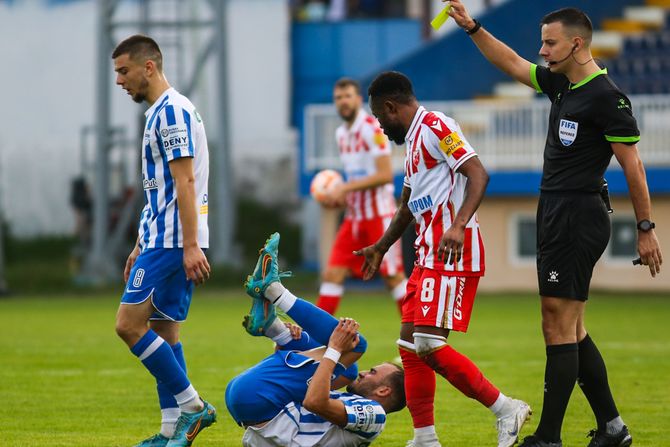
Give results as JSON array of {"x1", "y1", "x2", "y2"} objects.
[{"x1": 637, "y1": 219, "x2": 655, "y2": 232}]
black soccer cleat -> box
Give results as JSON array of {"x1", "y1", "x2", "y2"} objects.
[
  {"x1": 586, "y1": 425, "x2": 632, "y2": 447},
  {"x1": 518, "y1": 435, "x2": 562, "y2": 447}
]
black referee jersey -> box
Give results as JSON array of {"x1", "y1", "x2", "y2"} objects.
[{"x1": 530, "y1": 64, "x2": 640, "y2": 193}]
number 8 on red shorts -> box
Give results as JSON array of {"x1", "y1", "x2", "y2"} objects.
[{"x1": 401, "y1": 266, "x2": 480, "y2": 333}]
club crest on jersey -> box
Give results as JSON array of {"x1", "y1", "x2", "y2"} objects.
[
  {"x1": 559, "y1": 119, "x2": 578, "y2": 146},
  {"x1": 412, "y1": 144, "x2": 421, "y2": 167}
]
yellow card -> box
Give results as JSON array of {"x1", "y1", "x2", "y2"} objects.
[{"x1": 431, "y1": 3, "x2": 451, "y2": 30}]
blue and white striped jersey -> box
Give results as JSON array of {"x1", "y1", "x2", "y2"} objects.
[
  {"x1": 242, "y1": 392, "x2": 386, "y2": 447},
  {"x1": 138, "y1": 87, "x2": 209, "y2": 250}
]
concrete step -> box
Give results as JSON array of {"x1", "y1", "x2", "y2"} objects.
[
  {"x1": 601, "y1": 18, "x2": 651, "y2": 33},
  {"x1": 646, "y1": 0, "x2": 670, "y2": 8},
  {"x1": 591, "y1": 31, "x2": 624, "y2": 58},
  {"x1": 624, "y1": 6, "x2": 666, "y2": 28},
  {"x1": 492, "y1": 82, "x2": 535, "y2": 99}
]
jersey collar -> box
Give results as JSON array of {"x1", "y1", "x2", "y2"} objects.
[
  {"x1": 144, "y1": 87, "x2": 175, "y2": 117},
  {"x1": 405, "y1": 106, "x2": 426, "y2": 142},
  {"x1": 348, "y1": 108, "x2": 367, "y2": 132},
  {"x1": 569, "y1": 68, "x2": 607, "y2": 90}
]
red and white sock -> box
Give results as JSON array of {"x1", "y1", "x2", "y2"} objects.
[
  {"x1": 398, "y1": 339, "x2": 436, "y2": 429},
  {"x1": 316, "y1": 282, "x2": 343, "y2": 315},
  {"x1": 417, "y1": 335, "x2": 499, "y2": 407},
  {"x1": 390, "y1": 279, "x2": 407, "y2": 315}
]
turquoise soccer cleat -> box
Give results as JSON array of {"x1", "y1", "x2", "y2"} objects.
[
  {"x1": 133, "y1": 433, "x2": 169, "y2": 447},
  {"x1": 166, "y1": 400, "x2": 216, "y2": 447},
  {"x1": 242, "y1": 232, "x2": 291, "y2": 336},
  {"x1": 244, "y1": 232, "x2": 291, "y2": 299}
]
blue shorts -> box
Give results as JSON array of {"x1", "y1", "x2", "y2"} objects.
[
  {"x1": 225, "y1": 350, "x2": 346, "y2": 425},
  {"x1": 120, "y1": 248, "x2": 194, "y2": 322}
]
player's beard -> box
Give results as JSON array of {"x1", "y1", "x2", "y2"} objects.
[
  {"x1": 346, "y1": 379, "x2": 374, "y2": 397},
  {"x1": 338, "y1": 106, "x2": 357, "y2": 123},
  {"x1": 132, "y1": 77, "x2": 150, "y2": 103},
  {"x1": 382, "y1": 122, "x2": 406, "y2": 145}
]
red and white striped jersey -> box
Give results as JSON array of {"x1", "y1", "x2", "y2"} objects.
[
  {"x1": 403, "y1": 106, "x2": 485, "y2": 275},
  {"x1": 336, "y1": 110, "x2": 396, "y2": 221}
]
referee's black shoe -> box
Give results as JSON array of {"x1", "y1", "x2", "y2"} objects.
[
  {"x1": 586, "y1": 426, "x2": 632, "y2": 447},
  {"x1": 518, "y1": 435, "x2": 562, "y2": 447}
]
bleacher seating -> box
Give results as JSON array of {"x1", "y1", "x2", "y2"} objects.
[{"x1": 607, "y1": 30, "x2": 670, "y2": 94}]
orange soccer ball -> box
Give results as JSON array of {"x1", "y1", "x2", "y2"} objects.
[{"x1": 310, "y1": 169, "x2": 343, "y2": 204}]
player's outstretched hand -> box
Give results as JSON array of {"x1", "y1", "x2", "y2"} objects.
[
  {"x1": 638, "y1": 231, "x2": 663, "y2": 277},
  {"x1": 354, "y1": 244, "x2": 385, "y2": 280},
  {"x1": 438, "y1": 225, "x2": 465, "y2": 265},
  {"x1": 328, "y1": 318, "x2": 360, "y2": 354},
  {"x1": 124, "y1": 245, "x2": 141, "y2": 283},
  {"x1": 285, "y1": 322, "x2": 303, "y2": 340},
  {"x1": 184, "y1": 245, "x2": 211, "y2": 285},
  {"x1": 447, "y1": 0, "x2": 476, "y2": 30}
]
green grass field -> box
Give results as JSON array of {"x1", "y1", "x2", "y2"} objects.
[{"x1": 1, "y1": 288, "x2": 669, "y2": 446}]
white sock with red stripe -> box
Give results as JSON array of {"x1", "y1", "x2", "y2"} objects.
[
  {"x1": 316, "y1": 282, "x2": 344, "y2": 315},
  {"x1": 390, "y1": 279, "x2": 407, "y2": 314}
]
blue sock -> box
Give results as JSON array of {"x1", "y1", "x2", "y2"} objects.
[
  {"x1": 157, "y1": 342, "x2": 186, "y2": 409},
  {"x1": 131, "y1": 330, "x2": 191, "y2": 396},
  {"x1": 286, "y1": 297, "x2": 367, "y2": 353},
  {"x1": 342, "y1": 362, "x2": 359, "y2": 381},
  {"x1": 281, "y1": 331, "x2": 321, "y2": 351}
]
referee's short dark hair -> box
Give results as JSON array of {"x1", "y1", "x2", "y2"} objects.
[
  {"x1": 335, "y1": 77, "x2": 361, "y2": 95},
  {"x1": 541, "y1": 8, "x2": 593, "y2": 43},
  {"x1": 112, "y1": 34, "x2": 163, "y2": 71},
  {"x1": 368, "y1": 71, "x2": 415, "y2": 104}
]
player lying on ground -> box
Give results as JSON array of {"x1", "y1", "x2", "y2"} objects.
[{"x1": 225, "y1": 233, "x2": 406, "y2": 446}]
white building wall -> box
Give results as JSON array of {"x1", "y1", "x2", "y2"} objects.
[{"x1": 0, "y1": 0, "x2": 294, "y2": 237}]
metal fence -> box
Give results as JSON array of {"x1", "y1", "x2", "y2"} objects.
[{"x1": 303, "y1": 95, "x2": 670, "y2": 173}]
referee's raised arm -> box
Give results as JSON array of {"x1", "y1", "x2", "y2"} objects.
[{"x1": 448, "y1": 0, "x2": 533, "y2": 88}]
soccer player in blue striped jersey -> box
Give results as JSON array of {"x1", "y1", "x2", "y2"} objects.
[
  {"x1": 225, "y1": 234, "x2": 406, "y2": 446},
  {"x1": 112, "y1": 35, "x2": 214, "y2": 447}
]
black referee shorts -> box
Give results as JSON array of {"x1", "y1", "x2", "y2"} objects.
[{"x1": 536, "y1": 192, "x2": 611, "y2": 301}]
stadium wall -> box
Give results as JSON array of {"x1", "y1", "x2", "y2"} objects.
[
  {"x1": 0, "y1": 0, "x2": 294, "y2": 237},
  {"x1": 359, "y1": 0, "x2": 645, "y2": 100}
]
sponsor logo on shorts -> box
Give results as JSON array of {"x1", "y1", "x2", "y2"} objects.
[
  {"x1": 548, "y1": 271, "x2": 559, "y2": 283},
  {"x1": 453, "y1": 277, "x2": 465, "y2": 321},
  {"x1": 421, "y1": 305, "x2": 430, "y2": 317}
]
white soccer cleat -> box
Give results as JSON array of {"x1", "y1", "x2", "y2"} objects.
[
  {"x1": 405, "y1": 440, "x2": 442, "y2": 447},
  {"x1": 496, "y1": 399, "x2": 532, "y2": 447}
]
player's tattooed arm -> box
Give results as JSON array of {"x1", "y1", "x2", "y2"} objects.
[
  {"x1": 355, "y1": 186, "x2": 413, "y2": 280},
  {"x1": 376, "y1": 185, "x2": 413, "y2": 252}
]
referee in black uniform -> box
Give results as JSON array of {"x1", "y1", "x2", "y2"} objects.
[{"x1": 447, "y1": 2, "x2": 663, "y2": 447}]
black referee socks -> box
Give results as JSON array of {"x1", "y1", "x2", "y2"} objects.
[
  {"x1": 536, "y1": 343, "x2": 579, "y2": 443},
  {"x1": 578, "y1": 334, "x2": 620, "y2": 430}
]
